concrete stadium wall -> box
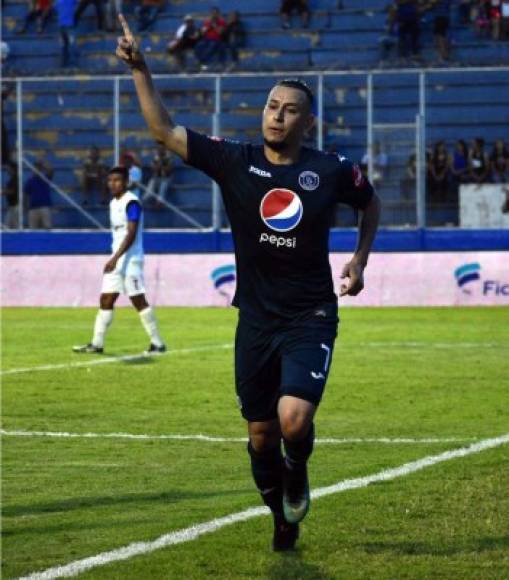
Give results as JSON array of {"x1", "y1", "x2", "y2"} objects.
[{"x1": 2, "y1": 252, "x2": 507, "y2": 307}]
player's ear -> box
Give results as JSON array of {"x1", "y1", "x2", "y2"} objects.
[{"x1": 304, "y1": 114, "x2": 315, "y2": 136}]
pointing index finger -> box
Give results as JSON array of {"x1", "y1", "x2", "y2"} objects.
[{"x1": 118, "y1": 13, "x2": 134, "y2": 41}]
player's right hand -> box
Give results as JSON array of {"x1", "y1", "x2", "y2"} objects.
[
  {"x1": 116, "y1": 14, "x2": 145, "y2": 69},
  {"x1": 104, "y1": 257, "x2": 118, "y2": 273}
]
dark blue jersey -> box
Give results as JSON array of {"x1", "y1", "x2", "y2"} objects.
[{"x1": 186, "y1": 129, "x2": 374, "y2": 320}]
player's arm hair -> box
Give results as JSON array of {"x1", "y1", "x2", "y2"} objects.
[
  {"x1": 352, "y1": 192, "x2": 381, "y2": 267},
  {"x1": 116, "y1": 15, "x2": 188, "y2": 161},
  {"x1": 112, "y1": 219, "x2": 139, "y2": 261}
]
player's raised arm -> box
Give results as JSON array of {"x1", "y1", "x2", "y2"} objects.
[{"x1": 116, "y1": 14, "x2": 188, "y2": 161}]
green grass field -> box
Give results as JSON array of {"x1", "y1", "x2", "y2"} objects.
[{"x1": 2, "y1": 307, "x2": 509, "y2": 579}]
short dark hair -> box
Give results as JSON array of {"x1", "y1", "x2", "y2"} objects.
[
  {"x1": 274, "y1": 79, "x2": 314, "y2": 109},
  {"x1": 108, "y1": 165, "x2": 129, "y2": 180}
]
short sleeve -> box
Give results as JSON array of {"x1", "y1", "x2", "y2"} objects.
[
  {"x1": 336, "y1": 155, "x2": 374, "y2": 210},
  {"x1": 186, "y1": 129, "x2": 242, "y2": 183},
  {"x1": 126, "y1": 200, "x2": 142, "y2": 222}
]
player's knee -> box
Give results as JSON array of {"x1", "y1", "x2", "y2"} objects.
[
  {"x1": 249, "y1": 425, "x2": 281, "y2": 453},
  {"x1": 279, "y1": 411, "x2": 311, "y2": 442},
  {"x1": 249, "y1": 430, "x2": 280, "y2": 453},
  {"x1": 100, "y1": 296, "x2": 115, "y2": 309}
]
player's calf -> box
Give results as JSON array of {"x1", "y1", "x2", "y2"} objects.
[{"x1": 282, "y1": 423, "x2": 314, "y2": 524}]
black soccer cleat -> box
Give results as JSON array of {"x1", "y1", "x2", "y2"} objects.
[
  {"x1": 272, "y1": 516, "x2": 299, "y2": 552},
  {"x1": 72, "y1": 343, "x2": 103, "y2": 354},
  {"x1": 282, "y1": 462, "x2": 310, "y2": 524},
  {"x1": 144, "y1": 343, "x2": 167, "y2": 355}
]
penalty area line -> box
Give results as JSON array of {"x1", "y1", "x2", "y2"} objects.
[
  {"x1": 0, "y1": 429, "x2": 479, "y2": 445},
  {"x1": 0, "y1": 343, "x2": 233, "y2": 376},
  {"x1": 18, "y1": 433, "x2": 509, "y2": 580}
]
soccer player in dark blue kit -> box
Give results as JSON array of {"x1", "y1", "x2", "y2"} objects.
[{"x1": 116, "y1": 15, "x2": 381, "y2": 552}]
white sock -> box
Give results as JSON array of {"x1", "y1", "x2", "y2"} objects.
[
  {"x1": 139, "y1": 307, "x2": 165, "y2": 347},
  {"x1": 92, "y1": 309, "x2": 114, "y2": 348}
]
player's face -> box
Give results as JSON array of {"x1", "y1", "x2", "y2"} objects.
[
  {"x1": 262, "y1": 86, "x2": 314, "y2": 152},
  {"x1": 107, "y1": 173, "x2": 127, "y2": 197}
]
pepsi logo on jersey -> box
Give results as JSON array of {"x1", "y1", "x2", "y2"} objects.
[
  {"x1": 259, "y1": 189, "x2": 302, "y2": 249},
  {"x1": 260, "y1": 189, "x2": 303, "y2": 232}
]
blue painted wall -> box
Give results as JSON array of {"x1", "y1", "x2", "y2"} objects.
[{"x1": 2, "y1": 229, "x2": 508, "y2": 255}]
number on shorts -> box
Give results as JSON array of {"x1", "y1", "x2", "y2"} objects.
[{"x1": 320, "y1": 343, "x2": 331, "y2": 372}]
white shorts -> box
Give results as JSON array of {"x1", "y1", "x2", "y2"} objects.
[{"x1": 101, "y1": 268, "x2": 146, "y2": 297}]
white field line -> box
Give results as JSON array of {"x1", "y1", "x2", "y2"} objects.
[
  {"x1": 0, "y1": 429, "x2": 477, "y2": 445},
  {"x1": 0, "y1": 344, "x2": 233, "y2": 376},
  {"x1": 355, "y1": 341, "x2": 507, "y2": 349},
  {"x1": 18, "y1": 432, "x2": 509, "y2": 580},
  {"x1": 2, "y1": 341, "x2": 505, "y2": 377}
]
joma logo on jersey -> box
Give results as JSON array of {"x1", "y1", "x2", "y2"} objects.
[
  {"x1": 260, "y1": 188, "x2": 303, "y2": 232},
  {"x1": 249, "y1": 165, "x2": 272, "y2": 178}
]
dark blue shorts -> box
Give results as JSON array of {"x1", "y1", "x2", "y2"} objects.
[{"x1": 234, "y1": 303, "x2": 339, "y2": 422}]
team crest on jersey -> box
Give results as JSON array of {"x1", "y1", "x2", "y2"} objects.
[
  {"x1": 298, "y1": 171, "x2": 320, "y2": 191},
  {"x1": 260, "y1": 188, "x2": 303, "y2": 232}
]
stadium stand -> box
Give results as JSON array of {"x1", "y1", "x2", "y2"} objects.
[{"x1": 2, "y1": 0, "x2": 509, "y2": 228}]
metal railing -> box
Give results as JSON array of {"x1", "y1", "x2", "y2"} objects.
[{"x1": 2, "y1": 66, "x2": 508, "y2": 230}]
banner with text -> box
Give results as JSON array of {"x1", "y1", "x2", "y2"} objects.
[{"x1": 1, "y1": 252, "x2": 507, "y2": 307}]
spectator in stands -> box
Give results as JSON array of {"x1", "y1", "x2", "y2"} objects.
[
  {"x1": 0, "y1": 40, "x2": 10, "y2": 75},
  {"x1": 105, "y1": 0, "x2": 122, "y2": 32},
  {"x1": 3, "y1": 162, "x2": 19, "y2": 229},
  {"x1": 360, "y1": 141, "x2": 388, "y2": 189},
  {"x1": 473, "y1": 0, "x2": 491, "y2": 36},
  {"x1": 195, "y1": 7, "x2": 227, "y2": 71},
  {"x1": 502, "y1": 0, "x2": 509, "y2": 38},
  {"x1": 428, "y1": 141, "x2": 450, "y2": 203},
  {"x1": 1, "y1": 84, "x2": 12, "y2": 166},
  {"x1": 25, "y1": 159, "x2": 53, "y2": 229},
  {"x1": 56, "y1": 0, "x2": 78, "y2": 68},
  {"x1": 502, "y1": 186, "x2": 509, "y2": 213},
  {"x1": 222, "y1": 11, "x2": 246, "y2": 71},
  {"x1": 468, "y1": 137, "x2": 491, "y2": 183},
  {"x1": 427, "y1": 0, "x2": 452, "y2": 62},
  {"x1": 120, "y1": 150, "x2": 143, "y2": 197},
  {"x1": 450, "y1": 139, "x2": 470, "y2": 193},
  {"x1": 280, "y1": 0, "x2": 310, "y2": 29},
  {"x1": 379, "y1": 3, "x2": 399, "y2": 65},
  {"x1": 136, "y1": 0, "x2": 163, "y2": 33},
  {"x1": 73, "y1": 0, "x2": 104, "y2": 31},
  {"x1": 81, "y1": 145, "x2": 108, "y2": 204},
  {"x1": 490, "y1": 139, "x2": 509, "y2": 183},
  {"x1": 19, "y1": 0, "x2": 54, "y2": 34},
  {"x1": 396, "y1": 0, "x2": 422, "y2": 60},
  {"x1": 458, "y1": 0, "x2": 473, "y2": 23},
  {"x1": 167, "y1": 14, "x2": 201, "y2": 70},
  {"x1": 400, "y1": 152, "x2": 416, "y2": 199},
  {"x1": 145, "y1": 144, "x2": 174, "y2": 205},
  {"x1": 489, "y1": 0, "x2": 503, "y2": 38}
]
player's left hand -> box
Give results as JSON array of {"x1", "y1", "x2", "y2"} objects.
[
  {"x1": 339, "y1": 260, "x2": 365, "y2": 296},
  {"x1": 104, "y1": 257, "x2": 117, "y2": 273}
]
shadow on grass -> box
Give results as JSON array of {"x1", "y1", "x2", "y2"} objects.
[
  {"x1": 267, "y1": 551, "x2": 332, "y2": 580},
  {"x1": 120, "y1": 355, "x2": 154, "y2": 366},
  {"x1": 4, "y1": 488, "x2": 252, "y2": 517},
  {"x1": 361, "y1": 535, "x2": 509, "y2": 556}
]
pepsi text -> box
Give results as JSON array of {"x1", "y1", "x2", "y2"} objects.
[{"x1": 259, "y1": 232, "x2": 297, "y2": 248}]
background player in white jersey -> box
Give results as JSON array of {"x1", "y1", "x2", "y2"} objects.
[{"x1": 73, "y1": 166, "x2": 166, "y2": 355}]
